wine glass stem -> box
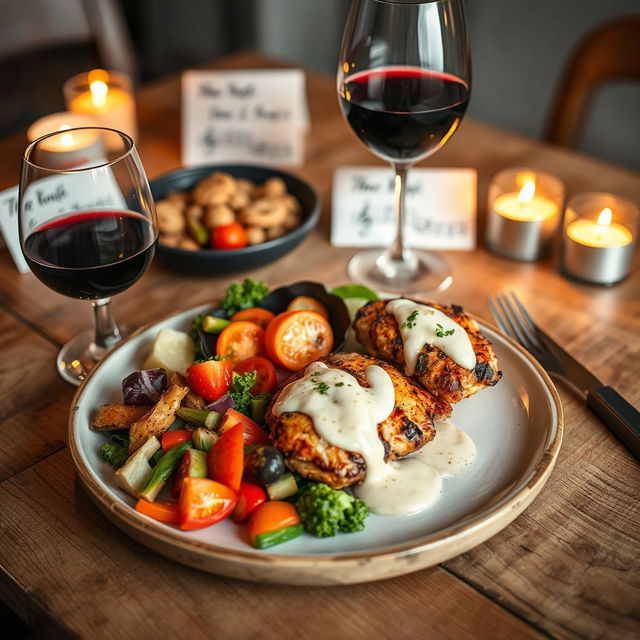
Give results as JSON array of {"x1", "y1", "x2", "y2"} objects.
[
  {"x1": 90, "y1": 297, "x2": 121, "y2": 361},
  {"x1": 387, "y1": 163, "x2": 411, "y2": 262}
]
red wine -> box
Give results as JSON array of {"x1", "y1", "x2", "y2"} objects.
[
  {"x1": 339, "y1": 66, "x2": 469, "y2": 162},
  {"x1": 24, "y1": 211, "x2": 156, "y2": 300}
]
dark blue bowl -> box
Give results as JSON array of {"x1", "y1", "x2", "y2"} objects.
[{"x1": 149, "y1": 164, "x2": 320, "y2": 275}]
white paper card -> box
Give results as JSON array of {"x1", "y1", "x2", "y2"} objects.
[
  {"x1": 331, "y1": 167, "x2": 477, "y2": 250},
  {"x1": 0, "y1": 168, "x2": 127, "y2": 274},
  {"x1": 182, "y1": 69, "x2": 309, "y2": 167}
]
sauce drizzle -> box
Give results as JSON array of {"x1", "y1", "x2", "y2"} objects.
[{"x1": 386, "y1": 299, "x2": 476, "y2": 375}]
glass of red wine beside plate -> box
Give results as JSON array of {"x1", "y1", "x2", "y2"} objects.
[
  {"x1": 19, "y1": 128, "x2": 158, "y2": 385},
  {"x1": 338, "y1": 0, "x2": 471, "y2": 293}
]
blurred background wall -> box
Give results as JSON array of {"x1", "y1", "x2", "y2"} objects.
[{"x1": 0, "y1": 0, "x2": 638, "y2": 170}]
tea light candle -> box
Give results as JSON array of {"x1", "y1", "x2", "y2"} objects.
[
  {"x1": 26, "y1": 112, "x2": 104, "y2": 170},
  {"x1": 64, "y1": 69, "x2": 137, "y2": 149},
  {"x1": 562, "y1": 193, "x2": 638, "y2": 285},
  {"x1": 486, "y1": 168, "x2": 564, "y2": 261}
]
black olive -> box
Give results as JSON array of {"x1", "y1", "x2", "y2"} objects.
[{"x1": 243, "y1": 445, "x2": 286, "y2": 486}]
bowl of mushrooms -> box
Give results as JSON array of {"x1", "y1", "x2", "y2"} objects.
[{"x1": 149, "y1": 164, "x2": 320, "y2": 274}]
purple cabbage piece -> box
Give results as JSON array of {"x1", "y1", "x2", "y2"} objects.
[
  {"x1": 122, "y1": 368, "x2": 167, "y2": 406},
  {"x1": 205, "y1": 393, "x2": 235, "y2": 413}
]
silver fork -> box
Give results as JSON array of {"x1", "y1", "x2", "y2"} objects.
[{"x1": 489, "y1": 292, "x2": 640, "y2": 461}]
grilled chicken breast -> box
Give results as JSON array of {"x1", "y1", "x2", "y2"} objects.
[
  {"x1": 265, "y1": 352, "x2": 451, "y2": 489},
  {"x1": 354, "y1": 299, "x2": 501, "y2": 404}
]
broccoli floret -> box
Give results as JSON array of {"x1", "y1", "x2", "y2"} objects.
[
  {"x1": 228, "y1": 371, "x2": 258, "y2": 417},
  {"x1": 100, "y1": 442, "x2": 128, "y2": 469},
  {"x1": 295, "y1": 483, "x2": 368, "y2": 537},
  {"x1": 220, "y1": 279, "x2": 270, "y2": 317}
]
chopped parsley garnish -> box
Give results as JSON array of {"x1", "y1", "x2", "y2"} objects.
[
  {"x1": 402, "y1": 310, "x2": 420, "y2": 329},
  {"x1": 229, "y1": 370, "x2": 258, "y2": 416},
  {"x1": 313, "y1": 381, "x2": 330, "y2": 395},
  {"x1": 335, "y1": 382, "x2": 345, "y2": 387},
  {"x1": 435, "y1": 323, "x2": 455, "y2": 338}
]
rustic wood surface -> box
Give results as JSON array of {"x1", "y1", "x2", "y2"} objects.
[{"x1": 0, "y1": 51, "x2": 638, "y2": 639}]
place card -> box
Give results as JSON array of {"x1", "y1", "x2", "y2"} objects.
[
  {"x1": 0, "y1": 169, "x2": 126, "y2": 274},
  {"x1": 331, "y1": 167, "x2": 477, "y2": 250},
  {"x1": 182, "y1": 69, "x2": 309, "y2": 167}
]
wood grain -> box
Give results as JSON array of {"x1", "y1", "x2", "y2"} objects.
[
  {"x1": 0, "y1": 449, "x2": 546, "y2": 640},
  {"x1": 0, "y1": 309, "x2": 72, "y2": 481},
  {"x1": 0, "y1": 51, "x2": 638, "y2": 639}
]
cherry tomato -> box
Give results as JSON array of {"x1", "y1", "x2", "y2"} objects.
[
  {"x1": 286, "y1": 295, "x2": 329, "y2": 319},
  {"x1": 231, "y1": 482, "x2": 267, "y2": 523},
  {"x1": 247, "y1": 501, "x2": 301, "y2": 546},
  {"x1": 178, "y1": 477, "x2": 237, "y2": 531},
  {"x1": 170, "y1": 448, "x2": 208, "y2": 499},
  {"x1": 211, "y1": 223, "x2": 248, "y2": 250},
  {"x1": 220, "y1": 409, "x2": 270, "y2": 446},
  {"x1": 185, "y1": 358, "x2": 233, "y2": 402},
  {"x1": 216, "y1": 321, "x2": 266, "y2": 367},
  {"x1": 265, "y1": 310, "x2": 333, "y2": 371},
  {"x1": 135, "y1": 499, "x2": 180, "y2": 524},
  {"x1": 234, "y1": 356, "x2": 277, "y2": 394},
  {"x1": 230, "y1": 307, "x2": 275, "y2": 329},
  {"x1": 208, "y1": 423, "x2": 244, "y2": 491},
  {"x1": 161, "y1": 429, "x2": 192, "y2": 452}
]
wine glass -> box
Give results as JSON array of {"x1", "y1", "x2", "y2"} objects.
[
  {"x1": 19, "y1": 128, "x2": 158, "y2": 385},
  {"x1": 337, "y1": 0, "x2": 471, "y2": 293}
]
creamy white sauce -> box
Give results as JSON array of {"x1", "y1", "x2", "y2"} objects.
[
  {"x1": 386, "y1": 299, "x2": 476, "y2": 375},
  {"x1": 413, "y1": 420, "x2": 477, "y2": 476},
  {"x1": 272, "y1": 362, "x2": 476, "y2": 517}
]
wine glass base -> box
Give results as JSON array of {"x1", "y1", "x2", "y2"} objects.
[
  {"x1": 348, "y1": 249, "x2": 453, "y2": 295},
  {"x1": 57, "y1": 330, "x2": 98, "y2": 386}
]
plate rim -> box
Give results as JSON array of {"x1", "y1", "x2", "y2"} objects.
[{"x1": 68, "y1": 300, "x2": 563, "y2": 580}]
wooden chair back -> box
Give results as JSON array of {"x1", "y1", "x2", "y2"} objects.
[
  {"x1": 543, "y1": 16, "x2": 640, "y2": 148},
  {"x1": 0, "y1": 0, "x2": 136, "y2": 80}
]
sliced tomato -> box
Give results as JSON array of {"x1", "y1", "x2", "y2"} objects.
[
  {"x1": 247, "y1": 501, "x2": 301, "y2": 546},
  {"x1": 216, "y1": 321, "x2": 266, "y2": 366},
  {"x1": 265, "y1": 310, "x2": 334, "y2": 371},
  {"x1": 234, "y1": 356, "x2": 277, "y2": 394},
  {"x1": 211, "y1": 223, "x2": 248, "y2": 250},
  {"x1": 161, "y1": 429, "x2": 192, "y2": 452},
  {"x1": 185, "y1": 358, "x2": 233, "y2": 403},
  {"x1": 230, "y1": 307, "x2": 275, "y2": 329},
  {"x1": 231, "y1": 482, "x2": 267, "y2": 523},
  {"x1": 286, "y1": 295, "x2": 329, "y2": 319},
  {"x1": 179, "y1": 477, "x2": 237, "y2": 530},
  {"x1": 135, "y1": 499, "x2": 180, "y2": 524},
  {"x1": 170, "y1": 448, "x2": 208, "y2": 498},
  {"x1": 207, "y1": 423, "x2": 244, "y2": 491},
  {"x1": 220, "y1": 409, "x2": 270, "y2": 446}
]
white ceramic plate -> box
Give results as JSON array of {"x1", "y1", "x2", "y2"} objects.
[{"x1": 69, "y1": 304, "x2": 563, "y2": 585}]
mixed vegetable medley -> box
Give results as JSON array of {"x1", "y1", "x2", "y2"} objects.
[{"x1": 93, "y1": 279, "x2": 379, "y2": 550}]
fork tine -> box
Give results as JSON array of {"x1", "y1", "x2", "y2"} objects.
[
  {"x1": 488, "y1": 298, "x2": 513, "y2": 337},
  {"x1": 503, "y1": 292, "x2": 544, "y2": 351},
  {"x1": 510, "y1": 292, "x2": 545, "y2": 349},
  {"x1": 496, "y1": 294, "x2": 535, "y2": 351}
]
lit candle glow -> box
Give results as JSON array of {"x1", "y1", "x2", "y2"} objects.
[
  {"x1": 567, "y1": 207, "x2": 632, "y2": 248},
  {"x1": 493, "y1": 178, "x2": 558, "y2": 222}
]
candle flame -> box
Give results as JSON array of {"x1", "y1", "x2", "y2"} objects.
[
  {"x1": 88, "y1": 69, "x2": 110, "y2": 107},
  {"x1": 57, "y1": 124, "x2": 74, "y2": 147},
  {"x1": 517, "y1": 180, "x2": 536, "y2": 203},
  {"x1": 597, "y1": 207, "x2": 612, "y2": 226}
]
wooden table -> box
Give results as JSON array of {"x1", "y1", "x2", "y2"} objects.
[{"x1": 0, "y1": 52, "x2": 638, "y2": 640}]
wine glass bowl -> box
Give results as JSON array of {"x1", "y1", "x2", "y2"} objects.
[
  {"x1": 20, "y1": 128, "x2": 158, "y2": 384},
  {"x1": 337, "y1": 0, "x2": 471, "y2": 293}
]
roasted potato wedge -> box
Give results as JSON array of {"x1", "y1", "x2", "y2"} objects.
[{"x1": 128, "y1": 384, "x2": 190, "y2": 453}]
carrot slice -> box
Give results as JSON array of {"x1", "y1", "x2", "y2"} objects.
[
  {"x1": 230, "y1": 307, "x2": 275, "y2": 329},
  {"x1": 286, "y1": 296, "x2": 329, "y2": 319},
  {"x1": 265, "y1": 310, "x2": 333, "y2": 371},
  {"x1": 216, "y1": 321, "x2": 266, "y2": 366}
]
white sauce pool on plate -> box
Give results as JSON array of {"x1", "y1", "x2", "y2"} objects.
[
  {"x1": 386, "y1": 299, "x2": 476, "y2": 375},
  {"x1": 272, "y1": 362, "x2": 476, "y2": 517},
  {"x1": 414, "y1": 420, "x2": 477, "y2": 476}
]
